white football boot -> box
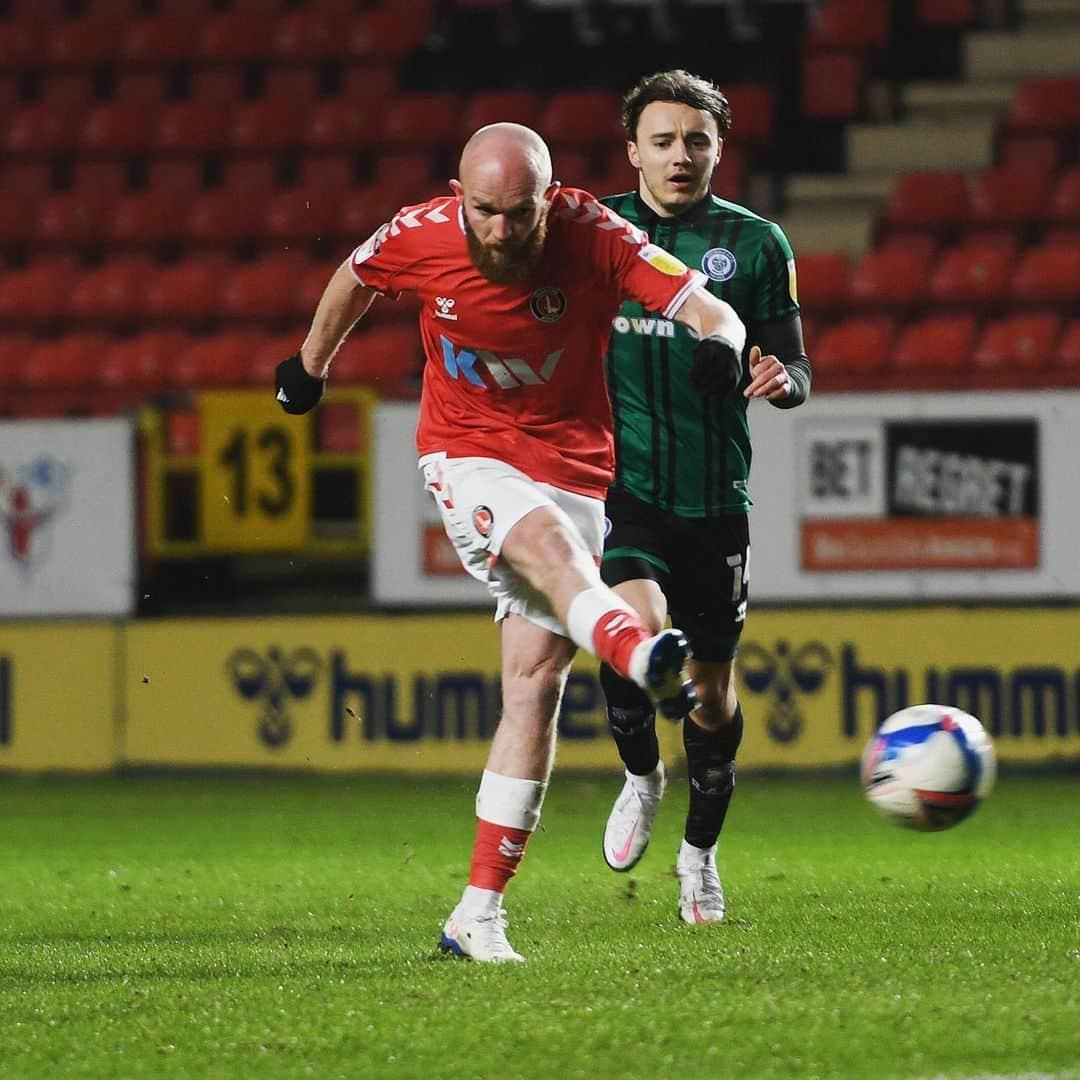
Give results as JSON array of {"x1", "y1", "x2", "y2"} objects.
[
  {"x1": 439, "y1": 903, "x2": 525, "y2": 963},
  {"x1": 602, "y1": 761, "x2": 667, "y2": 872},
  {"x1": 675, "y1": 840, "x2": 726, "y2": 924},
  {"x1": 630, "y1": 629, "x2": 698, "y2": 719}
]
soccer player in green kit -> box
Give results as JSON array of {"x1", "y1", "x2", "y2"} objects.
[{"x1": 598, "y1": 70, "x2": 812, "y2": 923}]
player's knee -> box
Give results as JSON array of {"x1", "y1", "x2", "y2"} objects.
[
  {"x1": 691, "y1": 690, "x2": 739, "y2": 732},
  {"x1": 607, "y1": 703, "x2": 655, "y2": 739}
]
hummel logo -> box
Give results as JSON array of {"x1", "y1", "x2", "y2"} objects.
[
  {"x1": 276, "y1": 388, "x2": 289, "y2": 402},
  {"x1": 435, "y1": 296, "x2": 458, "y2": 321},
  {"x1": 498, "y1": 836, "x2": 527, "y2": 860}
]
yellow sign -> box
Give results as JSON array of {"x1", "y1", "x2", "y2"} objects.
[
  {"x1": 124, "y1": 609, "x2": 1080, "y2": 772},
  {"x1": 0, "y1": 624, "x2": 118, "y2": 770},
  {"x1": 199, "y1": 391, "x2": 311, "y2": 550}
]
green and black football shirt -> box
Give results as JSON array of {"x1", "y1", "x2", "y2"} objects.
[{"x1": 601, "y1": 191, "x2": 801, "y2": 517}]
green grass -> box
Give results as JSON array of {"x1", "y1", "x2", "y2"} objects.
[{"x1": 0, "y1": 772, "x2": 1077, "y2": 1080}]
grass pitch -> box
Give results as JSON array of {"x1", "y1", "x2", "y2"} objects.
[{"x1": 0, "y1": 771, "x2": 1077, "y2": 1079}]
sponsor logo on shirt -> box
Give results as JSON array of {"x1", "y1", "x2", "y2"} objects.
[
  {"x1": 529, "y1": 286, "x2": 567, "y2": 323},
  {"x1": 702, "y1": 247, "x2": 738, "y2": 282},
  {"x1": 435, "y1": 296, "x2": 458, "y2": 321},
  {"x1": 440, "y1": 335, "x2": 565, "y2": 390},
  {"x1": 639, "y1": 243, "x2": 689, "y2": 276},
  {"x1": 612, "y1": 315, "x2": 675, "y2": 338}
]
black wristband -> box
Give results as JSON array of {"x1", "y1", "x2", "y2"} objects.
[
  {"x1": 275, "y1": 352, "x2": 325, "y2": 415},
  {"x1": 690, "y1": 334, "x2": 743, "y2": 399}
]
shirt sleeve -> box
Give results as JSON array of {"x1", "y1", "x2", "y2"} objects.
[
  {"x1": 576, "y1": 192, "x2": 708, "y2": 319},
  {"x1": 348, "y1": 198, "x2": 449, "y2": 299},
  {"x1": 751, "y1": 221, "x2": 801, "y2": 324}
]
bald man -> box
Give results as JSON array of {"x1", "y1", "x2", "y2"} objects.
[{"x1": 275, "y1": 124, "x2": 748, "y2": 962}]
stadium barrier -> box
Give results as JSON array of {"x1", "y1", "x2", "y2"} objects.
[{"x1": 2, "y1": 609, "x2": 1078, "y2": 772}]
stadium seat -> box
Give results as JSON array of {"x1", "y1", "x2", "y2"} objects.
[
  {"x1": 108, "y1": 190, "x2": 190, "y2": 251},
  {"x1": 723, "y1": 85, "x2": 776, "y2": 148},
  {"x1": 915, "y1": 0, "x2": 977, "y2": 26},
  {"x1": 46, "y1": 16, "x2": 118, "y2": 69},
  {"x1": 925, "y1": 241, "x2": 1013, "y2": 312},
  {"x1": 1048, "y1": 167, "x2": 1080, "y2": 229},
  {"x1": 347, "y1": 7, "x2": 432, "y2": 61},
  {"x1": 294, "y1": 258, "x2": 344, "y2": 323},
  {"x1": 262, "y1": 65, "x2": 322, "y2": 105},
  {"x1": 0, "y1": 258, "x2": 77, "y2": 329},
  {"x1": 112, "y1": 72, "x2": 171, "y2": 104},
  {"x1": 221, "y1": 157, "x2": 282, "y2": 195},
  {"x1": 79, "y1": 101, "x2": 159, "y2": 157},
  {"x1": 219, "y1": 254, "x2": 311, "y2": 324},
  {"x1": 66, "y1": 256, "x2": 154, "y2": 328},
  {"x1": 800, "y1": 52, "x2": 866, "y2": 121},
  {"x1": 384, "y1": 94, "x2": 464, "y2": 151},
  {"x1": 967, "y1": 166, "x2": 1054, "y2": 232},
  {"x1": 186, "y1": 189, "x2": 267, "y2": 248},
  {"x1": 146, "y1": 159, "x2": 204, "y2": 197},
  {"x1": 20, "y1": 333, "x2": 111, "y2": 392},
  {"x1": 248, "y1": 331, "x2": 305, "y2": 389},
  {"x1": 972, "y1": 313, "x2": 1062, "y2": 376},
  {"x1": 331, "y1": 325, "x2": 422, "y2": 396},
  {"x1": 1010, "y1": 244, "x2": 1080, "y2": 310},
  {"x1": 230, "y1": 99, "x2": 308, "y2": 154},
  {"x1": 196, "y1": 11, "x2": 275, "y2": 64},
  {"x1": 263, "y1": 189, "x2": 342, "y2": 246},
  {"x1": 371, "y1": 152, "x2": 438, "y2": 201},
  {"x1": 188, "y1": 66, "x2": 245, "y2": 104},
  {"x1": 339, "y1": 184, "x2": 410, "y2": 241},
  {"x1": 72, "y1": 161, "x2": 130, "y2": 199},
  {"x1": 888, "y1": 314, "x2": 979, "y2": 380},
  {"x1": 0, "y1": 161, "x2": 52, "y2": 202},
  {"x1": 1055, "y1": 321, "x2": 1080, "y2": 381},
  {"x1": 155, "y1": 101, "x2": 234, "y2": 155},
  {"x1": 0, "y1": 334, "x2": 34, "y2": 397},
  {"x1": 811, "y1": 316, "x2": 895, "y2": 385},
  {"x1": 39, "y1": 72, "x2": 95, "y2": 107},
  {"x1": 0, "y1": 195, "x2": 40, "y2": 250},
  {"x1": 541, "y1": 90, "x2": 624, "y2": 150},
  {"x1": 120, "y1": 13, "x2": 199, "y2": 66},
  {"x1": 0, "y1": 18, "x2": 45, "y2": 72},
  {"x1": 299, "y1": 155, "x2": 359, "y2": 193},
  {"x1": 876, "y1": 172, "x2": 969, "y2": 243},
  {"x1": 171, "y1": 331, "x2": 269, "y2": 390},
  {"x1": 272, "y1": 8, "x2": 348, "y2": 62},
  {"x1": 994, "y1": 133, "x2": 1061, "y2": 178},
  {"x1": 143, "y1": 255, "x2": 230, "y2": 326},
  {"x1": 98, "y1": 331, "x2": 190, "y2": 394},
  {"x1": 802, "y1": 0, "x2": 890, "y2": 53},
  {"x1": 5, "y1": 101, "x2": 85, "y2": 156},
  {"x1": 305, "y1": 99, "x2": 381, "y2": 153},
  {"x1": 847, "y1": 247, "x2": 931, "y2": 312},
  {"x1": 792, "y1": 251, "x2": 849, "y2": 317},
  {"x1": 340, "y1": 64, "x2": 398, "y2": 101},
  {"x1": 1001, "y1": 77, "x2": 1080, "y2": 137},
  {"x1": 460, "y1": 91, "x2": 545, "y2": 142},
  {"x1": 34, "y1": 191, "x2": 107, "y2": 251},
  {"x1": 551, "y1": 150, "x2": 593, "y2": 189},
  {"x1": 712, "y1": 145, "x2": 748, "y2": 200}
]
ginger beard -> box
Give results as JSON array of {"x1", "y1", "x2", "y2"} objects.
[{"x1": 464, "y1": 206, "x2": 550, "y2": 285}]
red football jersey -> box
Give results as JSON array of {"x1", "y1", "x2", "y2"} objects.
[{"x1": 349, "y1": 187, "x2": 706, "y2": 499}]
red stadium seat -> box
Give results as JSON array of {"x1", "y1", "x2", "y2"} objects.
[
  {"x1": 46, "y1": 17, "x2": 119, "y2": 69},
  {"x1": 5, "y1": 101, "x2": 86, "y2": 156},
  {"x1": 80, "y1": 102, "x2": 159, "y2": 157},
  {"x1": 263, "y1": 65, "x2": 322, "y2": 104},
  {"x1": 222, "y1": 156, "x2": 282, "y2": 195},
  {"x1": 66, "y1": 256, "x2": 154, "y2": 328},
  {"x1": 331, "y1": 325, "x2": 422, "y2": 396},
  {"x1": 71, "y1": 161, "x2": 130, "y2": 198},
  {"x1": 972, "y1": 313, "x2": 1062, "y2": 375},
  {"x1": 925, "y1": 241, "x2": 1013, "y2": 311},
  {"x1": 847, "y1": 247, "x2": 931, "y2": 312},
  {"x1": 459, "y1": 91, "x2": 545, "y2": 142},
  {"x1": 724, "y1": 85, "x2": 776, "y2": 148},
  {"x1": 967, "y1": 166, "x2": 1054, "y2": 231},
  {"x1": 915, "y1": 0, "x2": 976, "y2": 26},
  {"x1": 112, "y1": 72, "x2": 171, "y2": 104},
  {"x1": 196, "y1": 12, "x2": 275, "y2": 64},
  {"x1": 712, "y1": 145, "x2": 748, "y2": 200},
  {"x1": 371, "y1": 152, "x2": 437, "y2": 200},
  {"x1": 1049, "y1": 167, "x2": 1080, "y2": 228},
  {"x1": 541, "y1": 90, "x2": 624, "y2": 150},
  {"x1": 347, "y1": 7, "x2": 432, "y2": 61},
  {"x1": 188, "y1": 66, "x2": 245, "y2": 104},
  {"x1": 299, "y1": 155, "x2": 359, "y2": 193},
  {"x1": 108, "y1": 190, "x2": 190, "y2": 250},
  {"x1": 803, "y1": 0, "x2": 890, "y2": 53},
  {"x1": 811, "y1": 316, "x2": 895, "y2": 385},
  {"x1": 889, "y1": 314, "x2": 978, "y2": 378},
  {"x1": 793, "y1": 251, "x2": 849, "y2": 316},
  {"x1": 0, "y1": 18, "x2": 45, "y2": 72},
  {"x1": 294, "y1": 258, "x2": 344, "y2": 322},
  {"x1": 305, "y1": 99, "x2": 382, "y2": 153},
  {"x1": 1010, "y1": 243, "x2": 1080, "y2": 309},
  {"x1": 801, "y1": 52, "x2": 866, "y2": 121},
  {"x1": 339, "y1": 185, "x2": 409, "y2": 242},
  {"x1": 1055, "y1": 321, "x2": 1080, "y2": 381},
  {"x1": 146, "y1": 159, "x2": 204, "y2": 197},
  {"x1": 1002, "y1": 78, "x2": 1080, "y2": 136},
  {"x1": 384, "y1": 93, "x2": 464, "y2": 151},
  {"x1": 340, "y1": 64, "x2": 398, "y2": 101},
  {"x1": 263, "y1": 189, "x2": 342, "y2": 245},
  {"x1": 0, "y1": 258, "x2": 77, "y2": 329},
  {"x1": 171, "y1": 331, "x2": 269, "y2": 390},
  {"x1": 143, "y1": 255, "x2": 230, "y2": 325},
  {"x1": 0, "y1": 334, "x2": 35, "y2": 397},
  {"x1": 186, "y1": 189, "x2": 267, "y2": 248},
  {"x1": 249, "y1": 331, "x2": 306, "y2": 388},
  {"x1": 0, "y1": 161, "x2": 52, "y2": 201},
  {"x1": 272, "y1": 8, "x2": 348, "y2": 61},
  {"x1": 550, "y1": 150, "x2": 592, "y2": 189},
  {"x1": 155, "y1": 101, "x2": 234, "y2": 155},
  {"x1": 994, "y1": 133, "x2": 1061, "y2": 177},
  {"x1": 231, "y1": 99, "x2": 308, "y2": 154},
  {"x1": 99, "y1": 331, "x2": 190, "y2": 393},
  {"x1": 39, "y1": 72, "x2": 95, "y2": 107},
  {"x1": 20, "y1": 333, "x2": 111, "y2": 391},
  {"x1": 121, "y1": 14, "x2": 198, "y2": 66},
  {"x1": 219, "y1": 254, "x2": 311, "y2": 323},
  {"x1": 34, "y1": 192, "x2": 107, "y2": 251},
  {"x1": 0, "y1": 195, "x2": 37, "y2": 249},
  {"x1": 877, "y1": 171, "x2": 970, "y2": 244}
]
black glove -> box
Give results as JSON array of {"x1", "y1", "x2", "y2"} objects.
[
  {"x1": 690, "y1": 334, "x2": 743, "y2": 400},
  {"x1": 275, "y1": 353, "x2": 325, "y2": 415}
]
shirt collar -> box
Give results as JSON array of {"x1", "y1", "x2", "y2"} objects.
[{"x1": 633, "y1": 190, "x2": 714, "y2": 227}]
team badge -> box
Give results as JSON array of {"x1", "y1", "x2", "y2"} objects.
[
  {"x1": 530, "y1": 287, "x2": 567, "y2": 323},
  {"x1": 639, "y1": 244, "x2": 687, "y2": 276},
  {"x1": 702, "y1": 247, "x2": 738, "y2": 282},
  {"x1": 472, "y1": 505, "x2": 494, "y2": 538}
]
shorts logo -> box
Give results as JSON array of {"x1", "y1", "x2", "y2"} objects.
[
  {"x1": 702, "y1": 247, "x2": 737, "y2": 282},
  {"x1": 530, "y1": 287, "x2": 566, "y2": 323},
  {"x1": 472, "y1": 505, "x2": 494, "y2": 538},
  {"x1": 603, "y1": 516, "x2": 612, "y2": 538}
]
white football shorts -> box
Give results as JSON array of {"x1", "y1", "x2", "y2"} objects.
[{"x1": 419, "y1": 453, "x2": 605, "y2": 636}]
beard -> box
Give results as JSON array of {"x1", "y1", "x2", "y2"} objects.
[{"x1": 464, "y1": 211, "x2": 549, "y2": 285}]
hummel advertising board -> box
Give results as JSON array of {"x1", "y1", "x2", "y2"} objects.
[
  {"x1": 372, "y1": 394, "x2": 1080, "y2": 604},
  {"x1": 0, "y1": 419, "x2": 135, "y2": 617}
]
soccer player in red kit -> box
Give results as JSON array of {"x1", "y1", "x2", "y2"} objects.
[{"x1": 275, "y1": 123, "x2": 746, "y2": 962}]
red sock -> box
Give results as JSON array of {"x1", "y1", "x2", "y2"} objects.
[
  {"x1": 468, "y1": 818, "x2": 533, "y2": 893},
  {"x1": 592, "y1": 609, "x2": 651, "y2": 681}
]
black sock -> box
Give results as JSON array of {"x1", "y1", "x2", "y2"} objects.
[
  {"x1": 600, "y1": 662, "x2": 659, "y2": 776},
  {"x1": 683, "y1": 704, "x2": 744, "y2": 850}
]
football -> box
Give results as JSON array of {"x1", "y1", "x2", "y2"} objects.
[{"x1": 860, "y1": 704, "x2": 997, "y2": 831}]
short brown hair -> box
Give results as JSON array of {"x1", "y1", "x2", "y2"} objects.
[{"x1": 621, "y1": 70, "x2": 732, "y2": 141}]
